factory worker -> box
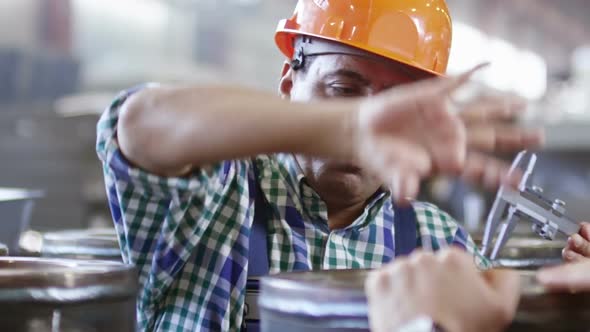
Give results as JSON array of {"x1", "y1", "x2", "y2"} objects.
[{"x1": 96, "y1": 0, "x2": 542, "y2": 330}]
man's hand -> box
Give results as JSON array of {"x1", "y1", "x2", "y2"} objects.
[
  {"x1": 562, "y1": 222, "x2": 590, "y2": 262},
  {"x1": 538, "y1": 260, "x2": 590, "y2": 292},
  {"x1": 458, "y1": 94, "x2": 543, "y2": 190},
  {"x1": 459, "y1": 94, "x2": 542, "y2": 154},
  {"x1": 365, "y1": 248, "x2": 520, "y2": 332},
  {"x1": 353, "y1": 65, "x2": 543, "y2": 201}
]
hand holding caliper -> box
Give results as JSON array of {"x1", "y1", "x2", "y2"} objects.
[{"x1": 480, "y1": 151, "x2": 581, "y2": 260}]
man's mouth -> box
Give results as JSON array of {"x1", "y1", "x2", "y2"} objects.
[{"x1": 331, "y1": 164, "x2": 362, "y2": 173}]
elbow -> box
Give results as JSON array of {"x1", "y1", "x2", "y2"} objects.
[
  {"x1": 117, "y1": 88, "x2": 184, "y2": 175},
  {"x1": 118, "y1": 89, "x2": 156, "y2": 162}
]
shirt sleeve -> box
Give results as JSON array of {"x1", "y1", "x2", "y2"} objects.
[
  {"x1": 96, "y1": 86, "x2": 255, "y2": 327},
  {"x1": 413, "y1": 201, "x2": 492, "y2": 269}
]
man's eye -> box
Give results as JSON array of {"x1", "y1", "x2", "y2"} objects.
[{"x1": 326, "y1": 84, "x2": 363, "y2": 97}]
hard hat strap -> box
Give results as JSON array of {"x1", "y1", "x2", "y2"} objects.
[
  {"x1": 292, "y1": 49, "x2": 368, "y2": 71},
  {"x1": 292, "y1": 36, "x2": 415, "y2": 78}
]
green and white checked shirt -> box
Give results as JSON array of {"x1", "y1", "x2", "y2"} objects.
[{"x1": 97, "y1": 88, "x2": 489, "y2": 332}]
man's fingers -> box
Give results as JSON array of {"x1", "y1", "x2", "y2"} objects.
[
  {"x1": 481, "y1": 160, "x2": 504, "y2": 190},
  {"x1": 375, "y1": 139, "x2": 432, "y2": 177},
  {"x1": 369, "y1": 139, "x2": 433, "y2": 204},
  {"x1": 398, "y1": 145, "x2": 432, "y2": 177},
  {"x1": 496, "y1": 127, "x2": 544, "y2": 152},
  {"x1": 567, "y1": 233, "x2": 590, "y2": 258},
  {"x1": 564, "y1": 223, "x2": 590, "y2": 260},
  {"x1": 466, "y1": 126, "x2": 544, "y2": 153},
  {"x1": 366, "y1": 257, "x2": 413, "y2": 295},
  {"x1": 580, "y1": 222, "x2": 590, "y2": 242},
  {"x1": 436, "y1": 247, "x2": 475, "y2": 269},
  {"x1": 483, "y1": 269, "x2": 521, "y2": 295},
  {"x1": 537, "y1": 261, "x2": 590, "y2": 292},
  {"x1": 429, "y1": 120, "x2": 467, "y2": 176},
  {"x1": 461, "y1": 153, "x2": 486, "y2": 185},
  {"x1": 398, "y1": 171, "x2": 420, "y2": 203},
  {"x1": 459, "y1": 94, "x2": 527, "y2": 124},
  {"x1": 461, "y1": 153, "x2": 521, "y2": 190},
  {"x1": 390, "y1": 169, "x2": 420, "y2": 205},
  {"x1": 483, "y1": 269, "x2": 521, "y2": 317},
  {"x1": 562, "y1": 248, "x2": 587, "y2": 262},
  {"x1": 466, "y1": 126, "x2": 496, "y2": 152}
]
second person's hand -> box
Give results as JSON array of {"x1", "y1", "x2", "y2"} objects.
[
  {"x1": 562, "y1": 222, "x2": 590, "y2": 262},
  {"x1": 538, "y1": 259, "x2": 590, "y2": 293},
  {"x1": 365, "y1": 248, "x2": 520, "y2": 332}
]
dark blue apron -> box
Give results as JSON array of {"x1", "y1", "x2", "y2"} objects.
[{"x1": 243, "y1": 167, "x2": 418, "y2": 332}]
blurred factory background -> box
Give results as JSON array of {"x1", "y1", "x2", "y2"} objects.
[{"x1": 1, "y1": 0, "x2": 589, "y2": 240}]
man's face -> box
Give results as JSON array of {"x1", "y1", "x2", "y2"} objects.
[{"x1": 279, "y1": 49, "x2": 418, "y2": 203}]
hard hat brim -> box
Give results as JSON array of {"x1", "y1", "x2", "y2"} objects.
[{"x1": 276, "y1": 23, "x2": 443, "y2": 80}]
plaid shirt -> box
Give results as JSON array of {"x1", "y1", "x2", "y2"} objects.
[{"x1": 97, "y1": 89, "x2": 489, "y2": 332}]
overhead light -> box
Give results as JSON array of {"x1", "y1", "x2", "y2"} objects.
[
  {"x1": 72, "y1": 0, "x2": 168, "y2": 29},
  {"x1": 448, "y1": 22, "x2": 547, "y2": 100},
  {"x1": 229, "y1": 0, "x2": 261, "y2": 6}
]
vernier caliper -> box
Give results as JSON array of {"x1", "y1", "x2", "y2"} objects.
[{"x1": 480, "y1": 151, "x2": 581, "y2": 260}]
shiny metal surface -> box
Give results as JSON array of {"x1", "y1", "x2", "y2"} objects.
[
  {"x1": 473, "y1": 236, "x2": 566, "y2": 270},
  {"x1": 261, "y1": 270, "x2": 371, "y2": 331},
  {"x1": 262, "y1": 270, "x2": 368, "y2": 318},
  {"x1": 0, "y1": 188, "x2": 43, "y2": 254},
  {"x1": 0, "y1": 257, "x2": 135, "y2": 302},
  {"x1": 0, "y1": 257, "x2": 137, "y2": 332},
  {"x1": 0, "y1": 188, "x2": 44, "y2": 202},
  {"x1": 19, "y1": 228, "x2": 121, "y2": 261},
  {"x1": 499, "y1": 238, "x2": 565, "y2": 258},
  {"x1": 260, "y1": 269, "x2": 590, "y2": 332},
  {"x1": 493, "y1": 258, "x2": 563, "y2": 270},
  {"x1": 493, "y1": 238, "x2": 565, "y2": 270}
]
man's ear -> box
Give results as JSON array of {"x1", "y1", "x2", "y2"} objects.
[{"x1": 279, "y1": 61, "x2": 294, "y2": 99}]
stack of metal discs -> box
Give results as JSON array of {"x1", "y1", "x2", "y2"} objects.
[
  {"x1": 19, "y1": 228, "x2": 121, "y2": 261},
  {"x1": 259, "y1": 268, "x2": 590, "y2": 332},
  {"x1": 0, "y1": 257, "x2": 137, "y2": 332}
]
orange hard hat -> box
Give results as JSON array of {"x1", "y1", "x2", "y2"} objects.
[{"x1": 275, "y1": 0, "x2": 452, "y2": 76}]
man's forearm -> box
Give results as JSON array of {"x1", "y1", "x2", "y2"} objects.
[{"x1": 117, "y1": 85, "x2": 358, "y2": 175}]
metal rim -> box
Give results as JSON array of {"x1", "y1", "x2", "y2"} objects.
[
  {"x1": 260, "y1": 269, "x2": 590, "y2": 324},
  {"x1": 41, "y1": 229, "x2": 120, "y2": 259},
  {"x1": 0, "y1": 188, "x2": 44, "y2": 202},
  {"x1": 0, "y1": 257, "x2": 137, "y2": 303},
  {"x1": 261, "y1": 270, "x2": 368, "y2": 318},
  {"x1": 19, "y1": 229, "x2": 121, "y2": 260}
]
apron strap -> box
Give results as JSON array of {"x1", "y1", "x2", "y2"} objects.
[
  {"x1": 247, "y1": 163, "x2": 270, "y2": 277},
  {"x1": 393, "y1": 204, "x2": 418, "y2": 257},
  {"x1": 245, "y1": 162, "x2": 269, "y2": 331}
]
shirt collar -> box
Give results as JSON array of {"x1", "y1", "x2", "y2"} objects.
[{"x1": 276, "y1": 153, "x2": 390, "y2": 230}]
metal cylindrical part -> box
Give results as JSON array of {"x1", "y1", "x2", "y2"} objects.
[
  {"x1": 259, "y1": 269, "x2": 590, "y2": 332},
  {"x1": 19, "y1": 229, "x2": 122, "y2": 261},
  {"x1": 0, "y1": 257, "x2": 137, "y2": 332},
  {"x1": 552, "y1": 199, "x2": 566, "y2": 213}
]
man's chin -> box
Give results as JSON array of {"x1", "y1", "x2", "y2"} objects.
[{"x1": 320, "y1": 171, "x2": 366, "y2": 194}]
